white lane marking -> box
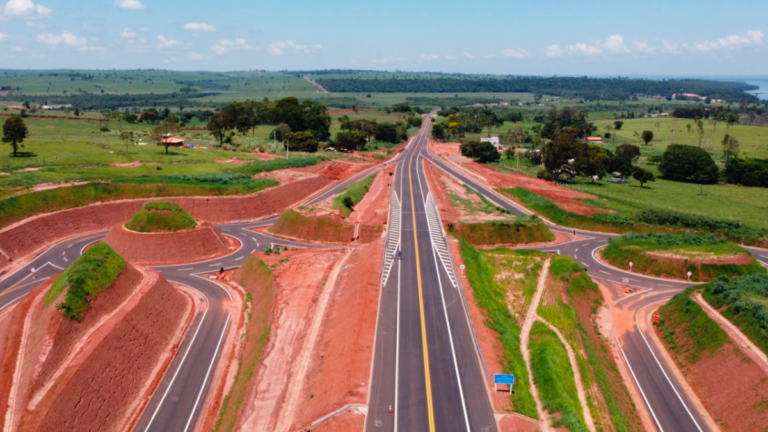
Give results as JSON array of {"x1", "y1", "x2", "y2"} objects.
[
  {"x1": 252, "y1": 237, "x2": 258, "y2": 242},
  {"x1": 63, "y1": 257, "x2": 68, "y2": 262},
  {"x1": 235, "y1": 256, "x2": 244, "y2": 261},
  {"x1": 600, "y1": 270, "x2": 610, "y2": 275},
  {"x1": 80, "y1": 238, "x2": 102, "y2": 256},
  {"x1": 251, "y1": 249, "x2": 256, "y2": 254},
  {"x1": 761, "y1": 255, "x2": 768, "y2": 259},
  {"x1": 177, "y1": 268, "x2": 193, "y2": 271},
  {"x1": 143, "y1": 287, "x2": 210, "y2": 432},
  {"x1": 581, "y1": 261, "x2": 588, "y2": 266},
  {"x1": 617, "y1": 338, "x2": 665, "y2": 432},
  {"x1": 208, "y1": 263, "x2": 223, "y2": 267},
  {"x1": 635, "y1": 305, "x2": 704, "y2": 432},
  {"x1": 49, "y1": 262, "x2": 65, "y2": 270},
  {"x1": 394, "y1": 250, "x2": 402, "y2": 432},
  {"x1": 183, "y1": 313, "x2": 231, "y2": 432},
  {"x1": 575, "y1": 248, "x2": 579, "y2": 253}
]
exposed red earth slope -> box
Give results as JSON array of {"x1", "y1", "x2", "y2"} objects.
[
  {"x1": 430, "y1": 141, "x2": 602, "y2": 215},
  {"x1": 290, "y1": 238, "x2": 383, "y2": 430},
  {"x1": 0, "y1": 175, "x2": 330, "y2": 272},
  {"x1": 103, "y1": 221, "x2": 234, "y2": 265},
  {"x1": 0, "y1": 263, "x2": 192, "y2": 432}
]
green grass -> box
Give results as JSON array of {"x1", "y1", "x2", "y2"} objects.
[
  {"x1": 269, "y1": 209, "x2": 352, "y2": 243},
  {"x1": 0, "y1": 178, "x2": 278, "y2": 231},
  {"x1": 125, "y1": 201, "x2": 197, "y2": 232},
  {"x1": 657, "y1": 287, "x2": 729, "y2": 363},
  {"x1": 214, "y1": 256, "x2": 276, "y2": 432},
  {"x1": 529, "y1": 321, "x2": 588, "y2": 431},
  {"x1": 451, "y1": 217, "x2": 554, "y2": 246},
  {"x1": 459, "y1": 238, "x2": 542, "y2": 418},
  {"x1": 703, "y1": 274, "x2": 768, "y2": 356},
  {"x1": 539, "y1": 255, "x2": 643, "y2": 432},
  {"x1": 332, "y1": 173, "x2": 376, "y2": 218},
  {"x1": 603, "y1": 233, "x2": 766, "y2": 281},
  {"x1": 447, "y1": 184, "x2": 500, "y2": 216},
  {"x1": 47, "y1": 242, "x2": 126, "y2": 321}
]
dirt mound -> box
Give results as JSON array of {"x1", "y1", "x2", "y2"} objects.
[
  {"x1": 109, "y1": 161, "x2": 148, "y2": 167},
  {"x1": 452, "y1": 220, "x2": 555, "y2": 246},
  {"x1": 290, "y1": 239, "x2": 383, "y2": 429},
  {"x1": 348, "y1": 169, "x2": 393, "y2": 226},
  {"x1": 430, "y1": 140, "x2": 602, "y2": 215},
  {"x1": 317, "y1": 161, "x2": 373, "y2": 181},
  {"x1": 270, "y1": 209, "x2": 381, "y2": 244},
  {"x1": 253, "y1": 168, "x2": 321, "y2": 185},
  {"x1": 0, "y1": 175, "x2": 330, "y2": 272},
  {"x1": 103, "y1": 222, "x2": 234, "y2": 265},
  {"x1": 32, "y1": 181, "x2": 90, "y2": 192},
  {"x1": 0, "y1": 263, "x2": 191, "y2": 432}
]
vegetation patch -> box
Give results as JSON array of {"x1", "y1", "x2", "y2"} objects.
[
  {"x1": 459, "y1": 238, "x2": 542, "y2": 418},
  {"x1": 603, "y1": 232, "x2": 766, "y2": 282},
  {"x1": 450, "y1": 216, "x2": 554, "y2": 246},
  {"x1": 332, "y1": 173, "x2": 376, "y2": 218},
  {"x1": 529, "y1": 321, "x2": 588, "y2": 431},
  {"x1": 124, "y1": 201, "x2": 197, "y2": 232},
  {"x1": 47, "y1": 242, "x2": 126, "y2": 321},
  {"x1": 269, "y1": 209, "x2": 352, "y2": 243},
  {"x1": 214, "y1": 256, "x2": 276, "y2": 432},
  {"x1": 503, "y1": 187, "x2": 768, "y2": 247},
  {"x1": 539, "y1": 255, "x2": 644, "y2": 432},
  {"x1": 229, "y1": 157, "x2": 318, "y2": 176},
  {"x1": 656, "y1": 287, "x2": 729, "y2": 363},
  {"x1": 703, "y1": 274, "x2": 768, "y2": 356}
]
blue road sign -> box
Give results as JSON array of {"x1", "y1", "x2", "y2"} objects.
[{"x1": 494, "y1": 374, "x2": 515, "y2": 385}]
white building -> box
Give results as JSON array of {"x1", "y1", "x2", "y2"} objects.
[{"x1": 481, "y1": 137, "x2": 503, "y2": 150}]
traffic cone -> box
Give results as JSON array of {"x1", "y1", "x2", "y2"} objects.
[{"x1": 388, "y1": 405, "x2": 393, "y2": 413}]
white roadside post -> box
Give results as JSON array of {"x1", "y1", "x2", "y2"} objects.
[
  {"x1": 31, "y1": 267, "x2": 36, "y2": 279},
  {"x1": 460, "y1": 264, "x2": 465, "y2": 275},
  {"x1": 687, "y1": 271, "x2": 692, "y2": 281},
  {"x1": 629, "y1": 261, "x2": 633, "y2": 272}
]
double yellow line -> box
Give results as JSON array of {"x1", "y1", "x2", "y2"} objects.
[{"x1": 406, "y1": 130, "x2": 436, "y2": 431}]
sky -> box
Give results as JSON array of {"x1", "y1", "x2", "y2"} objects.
[{"x1": 0, "y1": 0, "x2": 767, "y2": 76}]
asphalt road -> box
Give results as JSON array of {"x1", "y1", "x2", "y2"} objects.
[
  {"x1": 366, "y1": 121, "x2": 497, "y2": 432},
  {"x1": 426, "y1": 138, "x2": 768, "y2": 432}
]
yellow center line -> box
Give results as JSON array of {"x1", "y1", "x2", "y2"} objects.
[
  {"x1": 407, "y1": 129, "x2": 436, "y2": 431},
  {"x1": 0, "y1": 277, "x2": 47, "y2": 300}
]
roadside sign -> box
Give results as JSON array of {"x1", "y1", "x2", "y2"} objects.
[
  {"x1": 460, "y1": 264, "x2": 465, "y2": 270},
  {"x1": 494, "y1": 374, "x2": 515, "y2": 392},
  {"x1": 653, "y1": 313, "x2": 660, "y2": 324}
]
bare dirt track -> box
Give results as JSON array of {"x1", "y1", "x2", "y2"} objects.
[
  {"x1": 103, "y1": 222, "x2": 234, "y2": 265},
  {"x1": 0, "y1": 175, "x2": 330, "y2": 273},
  {"x1": 0, "y1": 264, "x2": 191, "y2": 432},
  {"x1": 430, "y1": 141, "x2": 602, "y2": 215}
]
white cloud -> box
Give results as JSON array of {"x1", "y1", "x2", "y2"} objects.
[
  {"x1": 0, "y1": 32, "x2": 7, "y2": 42},
  {"x1": 120, "y1": 28, "x2": 138, "y2": 39},
  {"x1": 631, "y1": 40, "x2": 655, "y2": 53},
  {"x1": 501, "y1": 48, "x2": 527, "y2": 58},
  {"x1": 188, "y1": 52, "x2": 204, "y2": 60},
  {"x1": 184, "y1": 22, "x2": 216, "y2": 32},
  {"x1": 267, "y1": 40, "x2": 322, "y2": 55},
  {"x1": 157, "y1": 34, "x2": 178, "y2": 48},
  {"x1": 372, "y1": 57, "x2": 404, "y2": 63},
  {"x1": 36, "y1": 30, "x2": 103, "y2": 51},
  {"x1": 1, "y1": 0, "x2": 52, "y2": 19},
  {"x1": 419, "y1": 53, "x2": 439, "y2": 60},
  {"x1": 210, "y1": 38, "x2": 255, "y2": 54},
  {"x1": 604, "y1": 34, "x2": 629, "y2": 53},
  {"x1": 114, "y1": 0, "x2": 145, "y2": 10},
  {"x1": 444, "y1": 55, "x2": 457, "y2": 60},
  {"x1": 546, "y1": 44, "x2": 566, "y2": 57},
  {"x1": 569, "y1": 43, "x2": 602, "y2": 56},
  {"x1": 692, "y1": 29, "x2": 763, "y2": 53},
  {"x1": 463, "y1": 51, "x2": 473, "y2": 59}
]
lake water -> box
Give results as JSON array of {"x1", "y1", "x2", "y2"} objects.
[{"x1": 746, "y1": 81, "x2": 768, "y2": 100}]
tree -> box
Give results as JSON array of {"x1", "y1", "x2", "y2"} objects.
[
  {"x1": 615, "y1": 144, "x2": 640, "y2": 162},
  {"x1": 543, "y1": 127, "x2": 579, "y2": 171},
  {"x1": 460, "y1": 140, "x2": 500, "y2": 163},
  {"x1": 286, "y1": 131, "x2": 319, "y2": 153},
  {"x1": 721, "y1": 134, "x2": 740, "y2": 163},
  {"x1": 120, "y1": 131, "x2": 134, "y2": 152},
  {"x1": 573, "y1": 143, "x2": 610, "y2": 183},
  {"x1": 659, "y1": 144, "x2": 719, "y2": 184},
  {"x1": 153, "y1": 120, "x2": 181, "y2": 155},
  {"x1": 632, "y1": 167, "x2": 656, "y2": 188},
  {"x1": 613, "y1": 120, "x2": 624, "y2": 130},
  {"x1": 374, "y1": 122, "x2": 400, "y2": 144},
  {"x1": 641, "y1": 130, "x2": 654, "y2": 145},
  {"x1": 207, "y1": 113, "x2": 232, "y2": 147},
  {"x1": 2, "y1": 115, "x2": 29, "y2": 157},
  {"x1": 335, "y1": 131, "x2": 367, "y2": 151}
]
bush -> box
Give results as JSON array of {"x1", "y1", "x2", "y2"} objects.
[
  {"x1": 460, "y1": 140, "x2": 501, "y2": 163},
  {"x1": 536, "y1": 169, "x2": 554, "y2": 181},
  {"x1": 49, "y1": 243, "x2": 127, "y2": 321},
  {"x1": 230, "y1": 157, "x2": 317, "y2": 176},
  {"x1": 724, "y1": 157, "x2": 768, "y2": 188},
  {"x1": 703, "y1": 274, "x2": 768, "y2": 355},
  {"x1": 659, "y1": 144, "x2": 718, "y2": 184},
  {"x1": 286, "y1": 131, "x2": 319, "y2": 153}
]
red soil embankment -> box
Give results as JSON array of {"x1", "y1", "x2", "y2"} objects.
[
  {"x1": 348, "y1": 169, "x2": 393, "y2": 226},
  {"x1": 318, "y1": 161, "x2": 373, "y2": 181},
  {"x1": 270, "y1": 209, "x2": 382, "y2": 245},
  {"x1": 430, "y1": 140, "x2": 602, "y2": 215},
  {"x1": 103, "y1": 222, "x2": 233, "y2": 265},
  {"x1": 0, "y1": 263, "x2": 191, "y2": 432},
  {"x1": 236, "y1": 248, "x2": 346, "y2": 431},
  {"x1": 0, "y1": 175, "x2": 330, "y2": 272},
  {"x1": 291, "y1": 239, "x2": 383, "y2": 429}
]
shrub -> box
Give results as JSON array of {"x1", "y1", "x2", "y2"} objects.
[
  {"x1": 125, "y1": 201, "x2": 197, "y2": 232},
  {"x1": 536, "y1": 169, "x2": 554, "y2": 181},
  {"x1": 659, "y1": 144, "x2": 718, "y2": 184}
]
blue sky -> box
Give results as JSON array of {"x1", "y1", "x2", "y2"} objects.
[{"x1": 0, "y1": 0, "x2": 766, "y2": 75}]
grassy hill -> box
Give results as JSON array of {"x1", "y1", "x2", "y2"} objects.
[{"x1": 125, "y1": 201, "x2": 197, "y2": 233}]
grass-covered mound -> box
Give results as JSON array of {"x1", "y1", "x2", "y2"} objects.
[
  {"x1": 125, "y1": 201, "x2": 197, "y2": 233},
  {"x1": 450, "y1": 216, "x2": 554, "y2": 246},
  {"x1": 47, "y1": 242, "x2": 127, "y2": 321},
  {"x1": 602, "y1": 232, "x2": 766, "y2": 282},
  {"x1": 332, "y1": 173, "x2": 376, "y2": 218},
  {"x1": 270, "y1": 209, "x2": 353, "y2": 243},
  {"x1": 703, "y1": 274, "x2": 768, "y2": 356}
]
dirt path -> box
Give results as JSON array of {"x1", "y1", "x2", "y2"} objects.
[
  {"x1": 274, "y1": 248, "x2": 353, "y2": 432},
  {"x1": 693, "y1": 292, "x2": 768, "y2": 376},
  {"x1": 304, "y1": 76, "x2": 332, "y2": 95},
  {"x1": 537, "y1": 319, "x2": 596, "y2": 431},
  {"x1": 520, "y1": 258, "x2": 551, "y2": 432}
]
